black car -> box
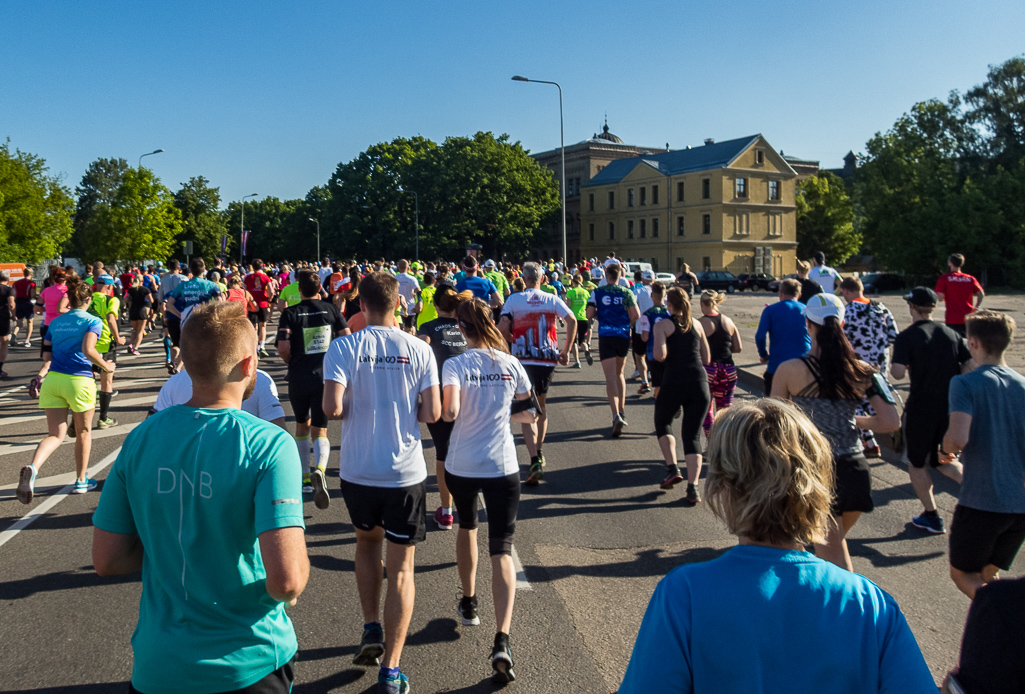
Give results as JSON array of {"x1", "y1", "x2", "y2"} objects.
[
  {"x1": 767, "y1": 273, "x2": 797, "y2": 292},
  {"x1": 737, "y1": 272, "x2": 776, "y2": 291},
  {"x1": 695, "y1": 271, "x2": 741, "y2": 293},
  {"x1": 860, "y1": 273, "x2": 906, "y2": 294}
]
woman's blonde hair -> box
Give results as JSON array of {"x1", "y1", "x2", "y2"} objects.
[
  {"x1": 457, "y1": 298, "x2": 509, "y2": 353},
  {"x1": 700, "y1": 290, "x2": 725, "y2": 309},
  {"x1": 705, "y1": 400, "x2": 834, "y2": 546}
]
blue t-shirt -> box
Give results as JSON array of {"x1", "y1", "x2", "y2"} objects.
[
  {"x1": 587, "y1": 284, "x2": 637, "y2": 338},
  {"x1": 641, "y1": 306, "x2": 671, "y2": 360},
  {"x1": 949, "y1": 365, "x2": 1025, "y2": 513},
  {"x1": 47, "y1": 309, "x2": 103, "y2": 377},
  {"x1": 620, "y1": 545, "x2": 936, "y2": 694},
  {"x1": 755, "y1": 299, "x2": 811, "y2": 373},
  {"x1": 549, "y1": 280, "x2": 565, "y2": 298},
  {"x1": 93, "y1": 406, "x2": 305, "y2": 694},
  {"x1": 170, "y1": 277, "x2": 222, "y2": 313},
  {"x1": 456, "y1": 275, "x2": 499, "y2": 301}
]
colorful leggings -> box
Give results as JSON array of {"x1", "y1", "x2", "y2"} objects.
[{"x1": 703, "y1": 362, "x2": 738, "y2": 432}]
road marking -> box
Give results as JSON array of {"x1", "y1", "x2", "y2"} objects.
[
  {"x1": 0, "y1": 421, "x2": 139, "y2": 458},
  {"x1": 0, "y1": 446, "x2": 122, "y2": 550},
  {"x1": 2, "y1": 394, "x2": 156, "y2": 426}
]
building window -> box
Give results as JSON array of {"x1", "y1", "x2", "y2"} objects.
[
  {"x1": 652, "y1": 185, "x2": 659, "y2": 205},
  {"x1": 589, "y1": 223, "x2": 594, "y2": 241},
  {"x1": 652, "y1": 218, "x2": 659, "y2": 237},
  {"x1": 608, "y1": 191, "x2": 615, "y2": 209},
  {"x1": 702, "y1": 178, "x2": 711, "y2": 199},
  {"x1": 769, "y1": 180, "x2": 780, "y2": 201},
  {"x1": 574, "y1": 177, "x2": 581, "y2": 195},
  {"x1": 566, "y1": 178, "x2": 574, "y2": 197},
  {"x1": 734, "y1": 212, "x2": 750, "y2": 236},
  {"x1": 628, "y1": 189, "x2": 634, "y2": 207},
  {"x1": 589, "y1": 193, "x2": 594, "y2": 211},
  {"x1": 736, "y1": 177, "x2": 748, "y2": 198},
  {"x1": 677, "y1": 181, "x2": 685, "y2": 202},
  {"x1": 702, "y1": 214, "x2": 711, "y2": 235},
  {"x1": 608, "y1": 222, "x2": 615, "y2": 240},
  {"x1": 768, "y1": 213, "x2": 783, "y2": 237},
  {"x1": 756, "y1": 149, "x2": 765, "y2": 165},
  {"x1": 627, "y1": 220, "x2": 634, "y2": 239},
  {"x1": 640, "y1": 219, "x2": 646, "y2": 238},
  {"x1": 677, "y1": 216, "x2": 685, "y2": 236},
  {"x1": 702, "y1": 256, "x2": 712, "y2": 271},
  {"x1": 640, "y1": 187, "x2": 647, "y2": 206}
]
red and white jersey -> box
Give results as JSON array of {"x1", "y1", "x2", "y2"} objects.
[{"x1": 244, "y1": 272, "x2": 273, "y2": 308}]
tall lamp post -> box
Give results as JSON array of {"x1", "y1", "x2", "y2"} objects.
[
  {"x1": 138, "y1": 148, "x2": 164, "y2": 169},
  {"x1": 512, "y1": 75, "x2": 566, "y2": 264},
  {"x1": 308, "y1": 217, "x2": 320, "y2": 261},
  {"x1": 240, "y1": 193, "x2": 258, "y2": 264},
  {"x1": 398, "y1": 187, "x2": 419, "y2": 261}
]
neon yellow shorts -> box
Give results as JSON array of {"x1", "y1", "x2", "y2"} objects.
[{"x1": 38, "y1": 372, "x2": 97, "y2": 413}]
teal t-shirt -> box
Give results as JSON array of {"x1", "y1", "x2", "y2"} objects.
[{"x1": 93, "y1": 406, "x2": 305, "y2": 694}]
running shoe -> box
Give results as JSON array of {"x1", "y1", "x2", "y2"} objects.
[
  {"x1": 17, "y1": 466, "x2": 37, "y2": 504},
  {"x1": 458, "y1": 595, "x2": 480, "y2": 626},
  {"x1": 863, "y1": 445, "x2": 881, "y2": 459},
  {"x1": 433, "y1": 506, "x2": 453, "y2": 530},
  {"x1": 525, "y1": 462, "x2": 544, "y2": 486},
  {"x1": 584, "y1": 350, "x2": 593, "y2": 366},
  {"x1": 491, "y1": 633, "x2": 516, "y2": 684},
  {"x1": 129, "y1": 347, "x2": 141, "y2": 356},
  {"x1": 67, "y1": 419, "x2": 77, "y2": 438},
  {"x1": 97, "y1": 417, "x2": 118, "y2": 430},
  {"x1": 660, "y1": 465, "x2": 684, "y2": 490},
  {"x1": 684, "y1": 483, "x2": 701, "y2": 506},
  {"x1": 612, "y1": 414, "x2": 625, "y2": 438},
  {"x1": 72, "y1": 478, "x2": 98, "y2": 494},
  {"x1": 571, "y1": 362, "x2": 582, "y2": 369},
  {"x1": 165, "y1": 360, "x2": 176, "y2": 375},
  {"x1": 22, "y1": 340, "x2": 31, "y2": 347},
  {"x1": 637, "y1": 382, "x2": 651, "y2": 395},
  {"x1": 630, "y1": 369, "x2": 640, "y2": 380},
  {"x1": 0, "y1": 370, "x2": 8, "y2": 379},
  {"x1": 377, "y1": 671, "x2": 409, "y2": 694},
  {"x1": 302, "y1": 473, "x2": 314, "y2": 494},
  {"x1": 311, "y1": 468, "x2": 330, "y2": 510},
  {"x1": 353, "y1": 624, "x2": 385, "y2": 666},
  {"x1": 28, "y1": 376, "x2": 41, "y2": 398},
  {"x1": 911, "y1": 513, "x2": 946, "y2": 534},
  {"x1": 257, "y1": 347, "x2": 270, "y2": 358}
]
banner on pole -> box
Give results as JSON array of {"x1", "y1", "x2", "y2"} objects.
[
  {"x1": 241, "y1": 230, "x2": 250, "y2": 258},
  {"x1": 220, "y1": 235, "x2": 228, "y2": 254}
]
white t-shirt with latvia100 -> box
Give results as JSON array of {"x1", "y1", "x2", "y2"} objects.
[
  {"x1": 442, "y1": 349, "x2": 531, "y2": 478},
  {"x1": 322, "y1": 325, "x2": 439, "y2": 488}
]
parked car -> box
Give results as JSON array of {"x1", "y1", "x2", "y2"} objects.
[
  {"x1": 860, "y1": 273, "x2": 906, "y2": 294},
  {"x1": 655, "y1": 272, "x2": 677, "y2": 285},
  {"x1": 695, "y1": 270, "x2": 741, "y2": 293},
  {"x1": 737, "y1": 272, "x2": 776, "y2": 291},
  {"x1": 767, "y1": 273, "x2": 798, "y2": 293}
]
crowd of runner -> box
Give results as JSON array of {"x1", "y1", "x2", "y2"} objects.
[{"x1": 1, "y1": 249, "x2": 1022, "y2": 693}]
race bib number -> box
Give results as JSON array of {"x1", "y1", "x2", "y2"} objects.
[{"x1": 303, "y1": 325, "x2": 331, "y2": 355}]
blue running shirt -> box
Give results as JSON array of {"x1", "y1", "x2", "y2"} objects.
[
  {"x1": 588, "y1": 284, "x2": 637, "y2": 338},
  {"x1": 47, "y1": 309, "x2": 103, "y2": 376},
  {"x1": 640, "y1": 306, "x2": 671, "y2": 360},
  {"x1": 170, "y1": 277, "x2": 222, "y2": 313},
  {"x1": 455, "y1": 275, "x2": 499, "y2": 301}
]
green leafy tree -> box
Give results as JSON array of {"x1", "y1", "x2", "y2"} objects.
[
  {"x1": 0, "y1": 140, "x2": 74, "y2": 263},
  {"x1": 173, "y1": 176, "x2": 226, "y2": 261},
  {"x1": 70, "y1": 157, "x2": 128, "y2": 260},
  {"x1": 964, "y1": 56, "x2": 1025, "y2": 170},
  {"x1": 795, "y1": 172, "x2": 859, "y2": 264},
  {"x1": 223, "y1": 196, "x2": 299, "y2": 263}
]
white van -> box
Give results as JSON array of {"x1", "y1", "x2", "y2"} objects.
[{"x1": 621, "y1": 261, "x2": 654, "y2": 277}]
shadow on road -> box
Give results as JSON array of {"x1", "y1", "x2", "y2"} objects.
[
  {"x1": 527, "y1": 545, "x2": 729, "y2": 584},
  {"x1": 0, "y1": 566, "x2": 139, "y2": 600}
]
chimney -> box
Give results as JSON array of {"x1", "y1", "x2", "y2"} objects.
[
  {"x1": 666, "y1": 142, "x2": 670, "y2": 151},
  {"x1": 704, "y1": 138, "x2": 715, "y2": 146}
]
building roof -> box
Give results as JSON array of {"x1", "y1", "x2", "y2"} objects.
[
  {"x1": 592, "y1": 120, "x2": 623, "y2": 144},
  {"x1": 582, "y1": 134, "x2": 765, "y2": 187}
]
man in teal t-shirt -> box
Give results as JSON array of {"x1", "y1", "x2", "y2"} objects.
[{"x1": 93, "y1": 301, "x2": 309, "y2": 694}]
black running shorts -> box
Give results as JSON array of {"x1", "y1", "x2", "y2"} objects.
[
  {"x1": 903, "y1": 406, "x2": 948, "y2": 469},
  {"x1": 288, "y1": 374, "x2": 327, "y2": 428},
  {"x1": 949, "y1": 505, "x2": 1025, "y2": 573},
  {"x1": 598, "y1": 336, "x2": 630, "y2": 361},
  {"x1": 522, "y1": 364, "x2": 555, "y2": 395},
  {"x1": 445, "y1": 471, "x2": 520, "y2": 556},
  {"x1": 165, "y1": 315, "x2": 182, "y2": 347},
  {"x1": 248, "y1": 306, "x2": 270, "y2": 324},
  {"x1": 14, "y1": 299, "x2": 34, "y2": 321},
  {"x1": 0, "y1": 315, "x2": 10, "y2": 338},
  {"x1": 631, "y1": 330, "x2": 646, "y2": 356},
  {"x1": 647, "y1": 359, "x2": 665, "y2": 388},
  {"x1": 832, "y1": 452, "x2": 874, "y2": 515},
  {"x1": 340, "y1": 479, "x2": 427, "y2": 545},
  {"x1": 92, "y1": 347, "x2": 117, "y2": 374},
  {"x1": 575, "y1": 320, "x2": 590, "y2": 345}
]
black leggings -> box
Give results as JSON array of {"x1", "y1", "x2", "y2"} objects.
[
  {"x1": 654, "y1": 381, "x2": 711, "y2": 455},
  {"x1": 426, "y1": 419, "x2": 455, "y2": 461},
  {"x1": 444, "y1": 471, "x2": 520, "y2": 556}
]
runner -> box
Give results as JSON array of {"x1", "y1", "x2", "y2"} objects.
[
  {"x1": 808, "y1": 251, "x2": 842, "y2": 294},
  {"x1": 586, "y1": 262, "x2": 640, "y2": 437},
  {"x1": 166, "y1": 258, "x2": 222, "y2": 371},
  {"x1": 942, "y1": 310, "x2": 1025, "y2": 599},
  {"x1": 771, "y1": 293, "x2": 901, "y2": 571},
  {"x1": 0, "y1": 271, "x2": 13, "y2": 378},
  {"x1": 639, "y1": 281, "x2": 671, "y2": 398},
  {"x1": 632, "y1": 270, "x2": 655, "y2": 394},
  {"x1": 415, "y1": 271, "x2": 438, "y2": 329},
  {"x1": 395, "y1": 259, "x2": 421, "y2": 334},
  {"x1": 17, "y1": 276, "x2": 112, "y2": 503},
  {"x1": 442, "y1": 298, "x2": 536, "y2": 684},
  {"x1": 564, "y1": 273, "x2": 591, "y2": 368},
  {"x1": 92, "y1": 301, "x2": 308, "y2": 693},
  {"x1": 417, "y1": 285, "x2": 470, "y2": 530},
  {"x1": 755, "y1": 279, "x2": 810, "y2": 395},
  {"x1": 158, "y1": 259, "x2": 185, "y2": 374},
  {"x1": 455, "y1": 255, "x2": 503, "y2": 309},
  {"x1": 28, "y1": 267, "x2": 70, "y2": 396},
  {"x1": 276, "y1": 269, "x2": 350, "y2": 510},
  {"x1": 698, "y1": 290, "x2": 743, "y2": 433},
  {"x1": 244, "y1": 259, "x2": 277, "y2": 357},
  {"x1": 651, "y1": 287, "x2": 711, "y2": 502},
  {"x1": 795, "y1": 260, "x2": 823, "y2": 305},
  {"x1": 12, "y1": 267, "x2": 37, "y2": 347},
  {"x1": 498, "y1": 262, "x2": 575, "y2": 485},
  {"x1": 86, "y1": 276, "x2": 125, "y2": 430},
  {"x1": 935, "y1": 253, "x2": 985, "y2": 337},
  {"x1": 483, "y1": 259, "x2": 510, "y2": 300},
  {"x1": 322, "y1": 271, "x2": 441, "y2": 694},
  {"x1": 153, "y1": 367, "x2": 285, "y2": 428},
  {"x1": 890, "y1": 287, "x2": 972, "y2": 534},
  {"x1": 125, "y1": 274, "x2": 153, "y2": 355},
  {"x1": 675, "y1": 262, "x2": 700, "y2": 298}
]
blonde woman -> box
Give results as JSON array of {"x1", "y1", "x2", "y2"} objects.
[
  {"x1": 619, "y1": 400, "x2": 936, "y2": 694},
  {"x1": 698, "y1": 290, "x2": 742, "y2": 433}
]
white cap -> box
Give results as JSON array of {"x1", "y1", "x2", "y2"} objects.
[
  {"x1": 641, "y1": 270, "x2": 655, "y2": 281},
  {"x1": 591, "y1": 266, "x2": 604, "y2": 280},
  {"x1": 804, "y1": 293, "x2": 845, "y2": 325},
  {"x1": 484, "y1": 259, "x2": 495, "y2": 268}
]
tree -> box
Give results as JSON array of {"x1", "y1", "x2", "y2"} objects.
[
  {"x1": 70, "y1": 157, "x2": 129, "y2": 260},
  {"x1": 222, "y1": 196, "x2": 299, "y2": 263},
  {"x1": 795, "y1": 172, "x2": 859, "y2": 264},
  {"x1": 173, "y1": 176, "x2": 226, "y2": 261},
  {"x1": 0, "y1": 140, "x2": 74, "y2": 263},
  {"x1": 964, "y1": 56, "x2": 1025, "y2": 171}
]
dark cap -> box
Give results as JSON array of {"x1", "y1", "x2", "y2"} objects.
[
  {"x1": 904, "y1": 286, "x2": 938, "y2": 307},
  {"x1": 812, "y1": 251, "x2": 825, "y2": 264}
]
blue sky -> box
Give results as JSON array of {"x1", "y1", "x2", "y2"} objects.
[{"x1": 2, "y1": 1, "x2": 1022, "y2": 206}]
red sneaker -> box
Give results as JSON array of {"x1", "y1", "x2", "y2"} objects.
[{"x1": 434, "y1": 507, "x2": 454, "y2": 530}]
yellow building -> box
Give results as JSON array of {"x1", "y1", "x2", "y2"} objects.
[{"x1": 579, "y1": 134, "x2": 798, "y2": 276}]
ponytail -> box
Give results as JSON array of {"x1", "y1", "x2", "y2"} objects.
[
  {"x1": 814, "y1": 317, "x2": 874, "y2": 400},
  {"x1": 666, "y1": 287, "x2": 692, "y2": 332},
  {"x1": 66, "y1": 275, "x2": 92, "y2": 309},
  {"x1": 457, "y1": 298, "x2": 508, "y2": 353}
]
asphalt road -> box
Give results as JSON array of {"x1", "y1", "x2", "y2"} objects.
[{"x1": 1, "y1": 307, "x2": 1020, "y2": 693}]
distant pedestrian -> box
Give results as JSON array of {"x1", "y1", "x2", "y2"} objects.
[
  {"x1": 795, "y1": 260, "x2": 823, "y2": 305},
  {"x1": 808, "y1": 251, "x2": 842, "y2": 294},
  {"x1": 935, "y1": 253, "x2": 985, "y2": 337},
  {"x1": 698, "y1": 290, "x2": 742, "y2": 433},
  {"x1": 754, "y1": 279, "x2": 810, "y2": 395}
]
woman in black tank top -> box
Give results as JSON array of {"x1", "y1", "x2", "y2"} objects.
[
  {"x1": 698, "y1": 291, "x2": 743, "y2": 434},
  {"x1": 651, "y1": 287, "x2": 711, "y2": 504}
]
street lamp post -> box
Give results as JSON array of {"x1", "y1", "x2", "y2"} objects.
[
  {"x1": 138, "y1": 149, "x2": 165, "y2": 169},
  {"x1": 512, "y1": 75, "x2": 566, "y2": 265},
  {"x1": 240, "y1": 193, "x2": 258, "y2": 264},
  {"x1": 399, "y1": 188, "x2": 419, "y2": 261},
  {"x1": 308, "y1": 217, "x2": 320, "y2": 261}
]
